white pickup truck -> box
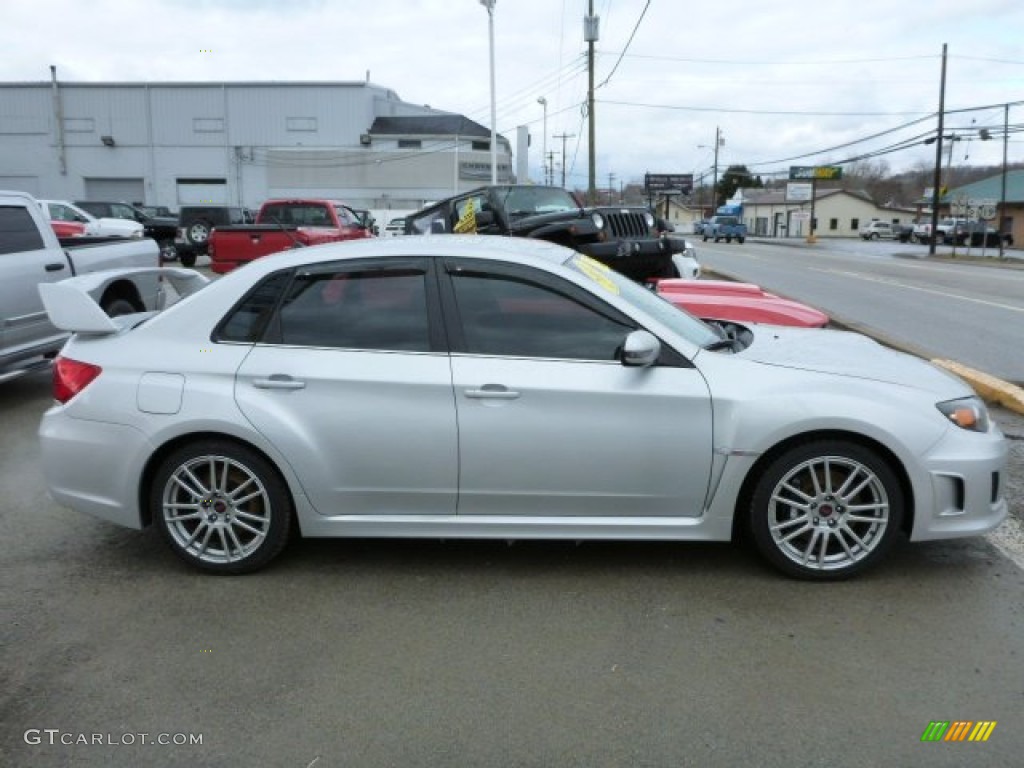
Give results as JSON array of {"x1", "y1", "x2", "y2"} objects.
[{"x1": 0, "y1": 190, "x2": 165, "y2": 383}]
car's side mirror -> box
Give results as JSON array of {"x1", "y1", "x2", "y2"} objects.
[
  {"x1": 476, "y1": 210, "x2": 496, "y2": 228},
  {"x1": 621, "y1": 330, "x2": 660, "y2": 367}
]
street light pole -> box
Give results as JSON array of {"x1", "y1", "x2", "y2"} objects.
[
  {"x1": 537, "y1": 96, "x2": 548, "y2": 185},
  {"x1": 480, "y1": 0, "x2": 498, "y2": 184}
]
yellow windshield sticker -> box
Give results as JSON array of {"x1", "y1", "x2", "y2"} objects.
[{"x1": 574, "y1": 255, "x2": 620, "y2": 294}]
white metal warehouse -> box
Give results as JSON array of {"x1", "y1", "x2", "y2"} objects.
[{"x1": 0, "y1": 76, "x2": 514, "y2": 215}]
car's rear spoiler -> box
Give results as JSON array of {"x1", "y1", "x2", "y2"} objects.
[{"x1": 39, "y1": 267, "x2": 210, "y2": 335}]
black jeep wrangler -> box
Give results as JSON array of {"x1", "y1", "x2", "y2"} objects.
[{"x1": 404, "y1": 185, "x2": 690, "y2": 281}]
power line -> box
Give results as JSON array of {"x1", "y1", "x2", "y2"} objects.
[
  {"x1": 598, "y1": 98, "x2": 929, "y2": 117},
  {"x1": 596, "y1": 0, "x2": 651, "y2": 89}
]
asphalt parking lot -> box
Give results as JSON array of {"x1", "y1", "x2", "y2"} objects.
[{"x1": 2, "y1": 360, "x2": 1023, "y2": 768}]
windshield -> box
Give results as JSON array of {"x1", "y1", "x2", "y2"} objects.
[
  {"x1": 497, "y1": 186, "x2": 580, "y2": 218},
  {"x1": 565, "y1": 255, "x2": 720, "y2": 349}
]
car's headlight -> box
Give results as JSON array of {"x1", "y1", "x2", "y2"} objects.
[
  {"x1": 643, "y1": 211, "x2": 655, "y2": 228},
  {"x1": 936, "y1": 396, "x2": 990, "y2": 432},
  {"x1": 591, "y1": 212, "x2": 605, "y2": 230},
  {"x1": 131, "y1": 230, "x2": 143, "y2": 238}
]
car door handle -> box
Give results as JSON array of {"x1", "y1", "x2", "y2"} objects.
[
  {"x1": 252, "y1": 374, "x2": 306, "y2": 390},
  {"x1": 464, "y1": 384, "x2": 520, "y2": 400},
  {"x1": 45, "y1": 263, "x2": 67, "y2": 272}
]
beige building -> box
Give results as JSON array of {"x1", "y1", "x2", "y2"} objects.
[{"x1": 734, "y1": 188, "x2": 917, "y2": 239}]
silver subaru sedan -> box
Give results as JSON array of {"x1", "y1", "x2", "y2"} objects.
[{"x1": 37, "y1": 236, "x2": 1008, "y2": 579}]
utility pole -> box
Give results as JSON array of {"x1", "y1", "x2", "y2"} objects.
[
  {"x1": 584, "y1": 1, "x2": 598, "y2": 203},
  {"x1": 554, "y1": 132, "x2": 575, "y2": 188},
  {"x1": 929, "y1": 43, "x2": 948, "y2": 257},
  {"x1": 712, "y1": 126, "x2": 722, "y2": 210},
  {"x1": 607, "y1": 172, "x2": 616, "y2": 204},
  {"x1": 546, "y1": 151, "x2": 557, "y2": 186}
]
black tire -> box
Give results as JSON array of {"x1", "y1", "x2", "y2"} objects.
[
  {"x1": 737, "y1": 236, "x2": 745, "y2": 244},
  {"x1": 101, "y1": 297, "x2": 139, "y2": 317},
  {"x1": 726, "y1": 236, "x2": 733, "y2": 243},
  {"x1": 186, "y1": 220, "x2": 212, "y2": 245},
  {"x1": 702, "y1": 234, "x2": 709, "y2": 242},
  {"x1": 179, "y1": 252, "x2": 197, "y2": 268},
  {"x1": 158, "y1": 240, "x2": 178, "y2": 262},
  {"x1": 150, "y1": 440, "x2": 293, "y2": 574},
  {"x1": 747, "y1": 440, "x2": 904, "y2": 580},
  {"x1": 870, "y1": 233, "x2": 879, "y2": 240}
]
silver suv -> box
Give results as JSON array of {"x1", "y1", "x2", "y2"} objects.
[{"x1": 859, "y1": 220, "x2": 893, "y2": 240}]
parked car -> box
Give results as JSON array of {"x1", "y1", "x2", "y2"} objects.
[
  {"x1": 702, "y1": 216, "x2": 747, "y2": 243},
  {"x1": 37, "y1": 236, "x2": 1007, "y2": 580},
  {"x1": 0, "y1": 190, "x2": 164, "y2": 384},
  {"x1": 48, "y1": 219, "x2": 87, "y2": 238},
  {"x1": 207, "y1": 199, "x2": 373, "y2": 274},
  {"x1": 136, "y1": 205, "x2": 177, "y2": 218},
  {"x1": 75, "y1": 201, "x2": 178, "y2": 260},
  {"x1": 404, "y1": 185, "x2": 693, "y2": 281},
  {"x1": 692, "y1": 219, "x2": 709, "y2": 235},
  {"x1": 859, "y1": 220, "x2": 894, "y2": 240},
  {"x1": 893, "y1": 223, "x2": 914, "y2": 243},
  {"x1": 962, "y1": 221, "x2": 1013, "y2": 248},
  {"x1": 654, "y1": 279, "x2": 829, "y2": 332},
  {"x1": 384, "y1": 217, "x2": 407, "y2": 237},
  {"x1": 41, "y1": 199, "x2": 145, "y2": 239},
  {"x1": 174, "y1": 205, "x2": 255, "y2": 267}
]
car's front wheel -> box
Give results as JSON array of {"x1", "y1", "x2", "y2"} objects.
[
  {"x1": 747, "y1": 440, "x2": 903, "y2": 580},
  {"x1": 151, "y1": 440, "x2": 293, "y2": 574}
]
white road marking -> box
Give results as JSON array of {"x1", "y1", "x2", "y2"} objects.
[{"x1": 805, "y1": 267, "x2": 1024, "y2": 314}]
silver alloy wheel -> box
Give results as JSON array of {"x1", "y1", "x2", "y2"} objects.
[
  {"x1": 160, "y1": 454, "x2": 272, "y2": 565},
  {"x1": 766, "y1": 455, "x2": 890, "y2": 572}
]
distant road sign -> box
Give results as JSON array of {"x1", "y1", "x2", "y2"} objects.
[
  {"x1": 645, "y1": 173, "x2": 693, "y2": 195},
  {"x1": 979, "y1": 204, "x2": 998, "y2": 220},
  {"x1": 786, "y1": 182, "x2": 813, "y2": 202}
]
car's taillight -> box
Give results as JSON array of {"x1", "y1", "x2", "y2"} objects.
[{"x1": 53, "y1": 356, "x2": 102, "y2": 404}]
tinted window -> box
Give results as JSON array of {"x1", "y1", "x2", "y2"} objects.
[
  {"x1": 451, "y1": 272, "x2": 633, "y2": 360},
  {"x1": 0, "y1": 206, "x2": 46, "y2": 255},
  {"x1": 275, "y1": 268, "x2": 430, "y2": 352},
  {"x1": 408, "y1": 208, "x2": 448, "y2": 235},
  {"x1": 216, "y1": 271, "x2": 293, "y2": 343}
]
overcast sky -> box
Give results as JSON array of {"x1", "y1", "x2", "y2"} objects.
[{"x1": 4, "y1": 0, "x2": 1023, "y2": 189}]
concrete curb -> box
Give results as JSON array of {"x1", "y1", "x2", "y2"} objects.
[{"x1": 931, "y1": 360, "x2": 1024, "y2": 415}]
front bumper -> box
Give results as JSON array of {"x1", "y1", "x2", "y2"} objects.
[
  {"x1": 580, "y1": 236, "x2": 686, "y2": 281},
  {"x1": 911, "y1": 426, "x2": 1009, "y2": 541}
]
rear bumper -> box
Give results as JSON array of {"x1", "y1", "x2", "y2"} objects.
[{"x1": 39, "y1": 411, "x2": 151, "y2": 529}]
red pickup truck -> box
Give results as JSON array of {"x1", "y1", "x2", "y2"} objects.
[{"x1": 207, "y1": 199, "x2": 373, "y2": 274}]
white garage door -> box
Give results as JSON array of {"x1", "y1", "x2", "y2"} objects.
[{"x1": 83, "y1": 177, "x2": 145, "y2": 203}]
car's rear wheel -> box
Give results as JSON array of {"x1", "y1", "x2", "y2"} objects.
[
  {"x1": 179, "y1": 252, "x2": 197, "y2": 267},
  {"x1": 151, "y1": 440, "x2": 293, "y2": 574},
  {"x1": 748, "y1": 440, "x2": 903, "y2": 580}
]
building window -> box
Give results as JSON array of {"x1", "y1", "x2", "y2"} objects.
[
  {"x1": 829, "y1": 218, "x2": 838, "y2": 231},
  {"x1": 397, "y1": 139, "x2": 422, "y2": 149},
  {"x1": 471, "y1": 140, "x2": 490, "y2": 151},
  {"x1": 63, "y1": 118, "x2": 95, "y2": 133},
  {"x1": 193, "y1": 118, "x2": 224, "y2": 133},
  {"x1": 286, "y1": 117, "x2": 317, "y2": 132},
  {"x1": 851, "y1": 218, "x2": 859, "y2": 230}
]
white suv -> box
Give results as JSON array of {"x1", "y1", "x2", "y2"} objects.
[{"x1": 859, "y1": 220, "x2": 893, "y2": 240}]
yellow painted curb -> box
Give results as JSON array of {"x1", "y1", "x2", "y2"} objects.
[{"x1": 932, "y1": 359, "x2": 1024, "y2": 416}]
